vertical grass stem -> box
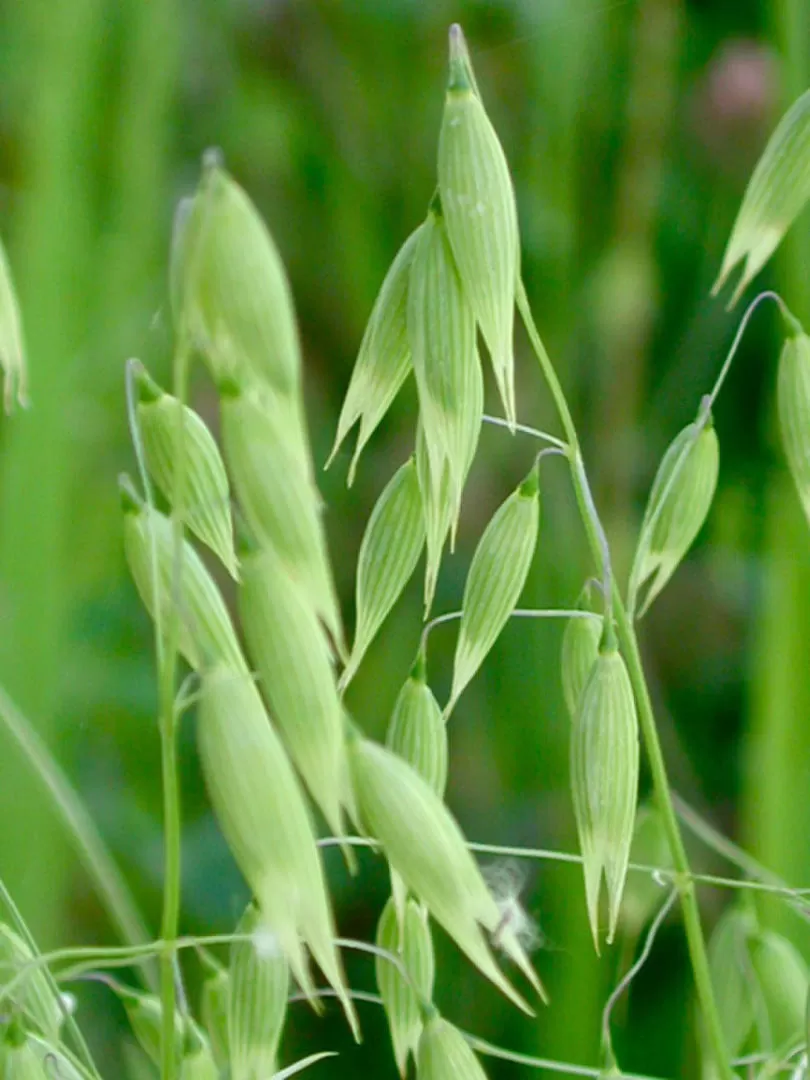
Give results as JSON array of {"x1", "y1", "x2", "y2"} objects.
[{"x1": 518, "y1": 283, "x2": 734, "y2": 1080}]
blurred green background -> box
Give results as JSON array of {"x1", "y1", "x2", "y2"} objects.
[{"x1": 1, "y1": 0, "x2": 809, "y2": 1076}]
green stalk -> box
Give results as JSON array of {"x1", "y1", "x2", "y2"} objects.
[
  {"x1": 612, "y1": 602, "x2": 731, "y2": 1080},
  {"x1": 157, "y1": 337, "x2": 191, "y2": 1080},
  {"x1": 518, "y1": 284, "x2": 733, "y2": 1080}
]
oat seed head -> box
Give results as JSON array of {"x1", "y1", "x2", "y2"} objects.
[
  {"x1": 341, "y1": 457, "x2": 425, "y2": 691},
  {"x1": 376, "y1": 896, "x2": 435, "y2": 1077},
  {"x1": 447, "y1": 463, "x2": 539, "y2": 716},
  {"x1": 713, "y1": 88, "x2": 810, "y2": 306},
  {"x1": 777, "y1": 322, "x2": 810, "y2": 531},
  {"x1": 328, "y1": 224, "x2": 423, "y2": 483},
  {"x1": 570, "y1": 647, "x2": 639, "y2": 950}
]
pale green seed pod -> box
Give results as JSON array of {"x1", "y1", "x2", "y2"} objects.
[
  {"x1": 0, "y1": 232, "x2": 26, "y2": 412},
  {"x1": 197, "y1": 663, "x2": 359, "y2": 1040},
  {"x1": 618, "y1": 805, "x2": 672, "y2": 938},
  {"x1": 447, "y1": 464, "x2": 539, "y2": 716},
  {"x1": 416, "y1": 346, "x2": 483, "y2": 614},
  {"x1": 118, "y1": 987, "x2": 185, "y2": 1066},
  {"x1": 0, "y1": 1038, "x2": 50, "y2": 1080},
  {"x1": 178, "y1": 1026, "x2": 219, "y2": 1080},
  {"x1": 120, "y1": 479, "x2": 245, "y2": 673},
  {"x1": 560, "y1": 611, "x2": 603, "y2": 719},
  {"x1": 706, "y1": 905, "x2": 758, "y2": 1063},
  {"x1": 386, "y1": 653, "x2": 448, "y2": 797},
  {"x1": 221, "y1": 386, "x2": 344, "y2": 655},
  {"x1": 229, "y1": 903, "x2": 289, "y2": 1080},
  {"x1": 416, "y1": 1014, "x2": 489, "y2": 1080},
  {"x1": 749, "y1": 928, "x2": 808, "y2": 1053},
  {"x1": 328, "y1": 225, "x2": 423, "y2": 484},
  {"x1": 376, "y1": 896, "x2": 435, "y2": 1077},
  {"x1": 408, "y1": 206, "x2": 482, "y2": 532},
  {"x1": 628, "y1": 416, "x2": 719, "y2": 619},
  {"x1": 0, "y1": 926, "x2": 63, "y2": 1041},
  {"x1": 179, "y1": 1044, "x2": 218, "y2": 1080},
  {"x1": 133, "y1": 363, "x2": 237, "y2": 578},
  {"x1": 340, "y1": 457, "x2": 425, "y2": 691},
  {"x1": 570, "y1": 646, "x2": 639, "y2": 950},
  {"x1": 26, "y1": 1036, "x2": 87, "y2": 1080},
  {"x1": 349, "y1": 734, "x2": 545, "y2": 1012},
  {"x1": 777, "y1": 326, "x2": 810, "y2": 529},
  {"x1": 200, "y1": 960, "x2": 230, "y2": 1069},
  {"x1": 438, "y1": 25, "x2": 519, "y2": 428},
  {"x1": 175, "y1": 158, "x2": 301, "y2": 397},
  {"x1": 713, "y1": 88, "x2": 810, "y2": 306},
  {"x1": 239, "y1": 545, "x2": 350, "y2": 840}
]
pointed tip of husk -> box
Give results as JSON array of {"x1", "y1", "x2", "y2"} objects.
[
  {"x1": 727, "y1": 267, "x2": 752, "y2": 310},
  {"x1": 493, "y1": 361, "x2": 517, "y2": 433},
  {"x1": 447, "y1": 26, "x2": 470, "y2": 84},
  {"x1": 313, "y1": 945, "x2": 361, "y2": 1043},
  {"x1": 346, "y1": 455, "x2": 360, "y2": 488},
  {"x1": 423, "y1": 555, "x2": 441, "y2": 617},
  {"x1": 584, "y1": 861, "x2": 603, "y2": 956},
  {"x1": 442, "y1": 696, "x2": 456, "y2": 723},
  {"x1": 324, "y1": 441, "x2": 341, "y2": 474},
  {"x1": 338, "y1": 648, "x2": 362, "y2": 695},
  {"x1": 339, "y1": 987, "x2": 362, "y2": 1044},
  {"x1": 339, "y1": 837, "x2": 359, "y2": 877},
  {"x1": 498, "y1": 931, "x2": 549, "y2": 1004},
  {"x1": 711, "y1": 247, "x2": 738, "y2": 300},
  {"x1": 272, "y1": 924, "x2": 324, "y2": 1018}
]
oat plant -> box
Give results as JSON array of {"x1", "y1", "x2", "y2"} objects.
[{"x1": 4, "y1": 22, "x2": 810, "y2": 1080}]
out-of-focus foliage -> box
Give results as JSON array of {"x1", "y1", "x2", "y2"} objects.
[{"x1": 0, "y1": 1, "x2": 807, "y2": 1078}]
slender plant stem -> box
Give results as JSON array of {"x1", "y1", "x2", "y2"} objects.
[
  {"x1": 157, "y1": 335, "x2": 191, "y2": 1080},
  {"x1": 613, "y1": 599, "x2": 732, "y2": 1079},
  {"x1": 482, "y1": 412, "x2": 568, "y2": 450},
  {"x1": 601, "y1": 889, "x2": 678, "y2": 1063},
  {"x1": 518, "y1": 282, "x2": 733, "y2": 1079}
]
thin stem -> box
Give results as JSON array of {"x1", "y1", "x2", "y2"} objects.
[
  {"x1": 614, "y1": 599, "x2": 734, "y2": 1080},
  {"x1": 157, "y1": 335, "x2": 191, "y2": 1080},
  {"x1": 628, "y1": 291, "x2": 789, "y2": 619},
  {"x1": 705, "y1": 290, "x2": 788, "y2": 413},
  {"x1": 314, "y1": 836, "x2": 810, "y2": 902},
  {"x1": 572, "y1": 451, "x2": 613, "y2": 607},
  {"x1": 285, "y1": 985, "x2": 671, "y2": 1080},
  {"x1": 519, "y1": 280, "x2": 734, "y2": 1079},
  {"x1": 511, "y1": 608, "x2": 602, "y2": 622},
  {"x1": 420, "y1": 610, "x2": 463, "y2": 652},
  {"x1": 517, "y1": 285, "x2": 614, "y2": 611},
  {"x1": 333, "y1": 937, "x2": 425, "y2": 1000},
  {"x1": 420, "y1": 607, "x2": 601, "y2": 654},
  {"x1": 516, "y1": 279, "x2": 579, "y2": 448},
  {"x1": 482, "y1": 412, "x2": 568, "y2": 451},
  {"x1": 601, "y1": 889, "x2": 678, "y2": 1060},
  {"x1": 466, "y1": 1033, "x2": 665, "y2": 1079}
]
